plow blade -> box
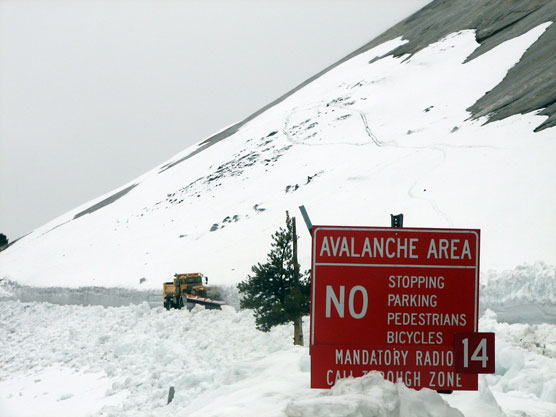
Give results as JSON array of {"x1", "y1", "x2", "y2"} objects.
[{"x1": 185, "y1": 295, "x2": 225, "y2": 310}]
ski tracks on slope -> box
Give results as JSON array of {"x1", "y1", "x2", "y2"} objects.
[
  {"x1": 282, "y1": 103, "x2": 381, "y2": 148},
  {"x1": 282, "y1": 102, "x2": 502, "y2": 227},
  {"x1": 405, "y1": 145, "x2": 454, "y2": 227},
  {"x1": 282, "y1": 102, "x2": 453, "y2": 225}
]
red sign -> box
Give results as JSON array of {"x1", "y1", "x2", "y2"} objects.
[{"x1": 310, "y1": 226, "x2": 480, "y2": 390}]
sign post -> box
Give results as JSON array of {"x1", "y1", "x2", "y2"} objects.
[{"x1": 310, "y1": 226, "x2": 490, "y2": 390}]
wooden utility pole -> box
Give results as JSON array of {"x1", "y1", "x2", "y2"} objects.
[{"x1": 292, "y1": 216, "x2": 304, "y2": 346}]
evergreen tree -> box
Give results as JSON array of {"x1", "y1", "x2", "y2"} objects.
[
  {"x1": 0, "y1": 233, "x2": 8, "y2": 248},
  {"x1": 237, "y1": 212, "x2": 310, "y2": 345}
]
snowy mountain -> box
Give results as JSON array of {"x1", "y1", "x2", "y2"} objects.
[
  {"x1": 1, "y1": 2, "x2": 555, "y2": 294},
  {"x1": 1, "y1": 1, "x2": 556, "y2": 416}
]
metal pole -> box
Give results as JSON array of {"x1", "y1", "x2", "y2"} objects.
[
  {"x1": 299, "y1": 205, "x2": 313, "y2": 236},
  {"x1": 167, "y1": 386, "x2": 175, "y2": 404},
  {"x1": 292, "y1": 216, "x2": 299, "y2": 277},
  {"x1": 390, "y1": 214, "x2": 404, "y2": 228}
]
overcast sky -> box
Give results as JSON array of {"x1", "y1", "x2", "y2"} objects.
[{"x1": 0, "y1": 0, "x2": 430, "y2": 240}]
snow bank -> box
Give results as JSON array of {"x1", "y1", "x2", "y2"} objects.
[
  {"x1": 286, "y1": 372, "x2": 462, "y2": 417},
  {"x1": 480, "y1": 310, "x2": 556, "y2": 402},
  {"x1": 482, "y1": 262, "x2": 556, "y2": 305},
  {"x1": 5, "y1": 262, "x2": 556, "y2": 327},
  {"x1": 0, "y1": 280, "x2": 240, "y2": 310},
  {"x1": 480, "y1": 262, "x2": 556, "y2": 324},
  {"x1": 0, "y1": 280, "x2": 159, "y2": 307},
  {"x1": 0, "y1": 301, "x2": 300, "y2": 417},
  {"x1": 1, "y1": 301, "x2": 556, "y2": 417}
]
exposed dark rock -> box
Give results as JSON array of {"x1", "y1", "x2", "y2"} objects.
[
  {"x1": 365, "y1": 0, "x2": 556, "y2": 132},
  {"x1": 73, "y1": 184, "x2": 138, "y2": 220},
  {"x1": 305, "y1": 171, "x2": 324, "y2": 185},
  {"x1": 468, "y1": 19, "x2": 556, "y2": 131},
  {"x1": 285, "y1": 184, "x2": 300, "y2": 193}
]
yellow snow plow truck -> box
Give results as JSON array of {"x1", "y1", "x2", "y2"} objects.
[{"x1": 163, "y1": 273, "x2": 224, "y2": 310}]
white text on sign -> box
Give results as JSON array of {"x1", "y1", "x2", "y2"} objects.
[{"x1": 319, "y1": 236, "x2": 472, "y2": 260}]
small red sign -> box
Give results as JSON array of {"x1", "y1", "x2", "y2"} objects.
[
  {"x1": 454, "y1": 332, "x2": 495, "y2": 374},
  {"x1": 310, "y1": 226, "x2": 481, "y2": 390}
]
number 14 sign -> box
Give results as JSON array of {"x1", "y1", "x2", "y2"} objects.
[{"x1": 454, "y1": 332, "x2": 495, "y2": 374}]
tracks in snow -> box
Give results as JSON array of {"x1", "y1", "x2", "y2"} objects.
[{"x1": 281, "y1": 102, "x2": 502, "y2": 227}]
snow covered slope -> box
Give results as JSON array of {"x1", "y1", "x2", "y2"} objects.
[{"x1": 1, "y1": 4, "x2": 555, "y2": 295}]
